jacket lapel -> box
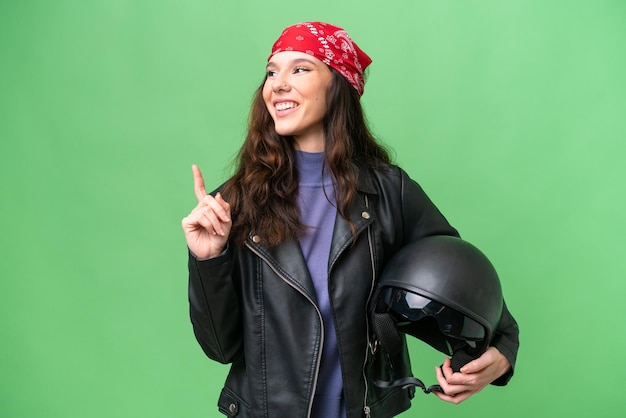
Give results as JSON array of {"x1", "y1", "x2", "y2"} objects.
[
  {"x1": 329, "y1": 165, "x2": 377, "y2": 270},
  {"x1": 248, "y1": 236, "x2": 318, "y2": 303}
]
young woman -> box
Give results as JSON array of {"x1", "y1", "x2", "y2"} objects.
[{"x1": 182, "y1": 22, "x2": 519, "y2": 418}]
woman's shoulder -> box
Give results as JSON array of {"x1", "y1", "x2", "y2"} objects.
[
  {"x1": 365, "y1": 160, "x2": 414, "y2": 183},
  {"x1": 356, "y1": 160, "x2": 419, "y2": 197}
]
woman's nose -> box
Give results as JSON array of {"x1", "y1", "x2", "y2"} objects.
[{"x1": 272, "y1": 73, "x2": 290, "y2": 92}]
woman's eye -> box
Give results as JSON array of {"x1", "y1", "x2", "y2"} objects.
[
  {"x1": 294, "y1": 67, "x2": 310, "y2": 73},
  {"x1": 266, "y1": 70, "x2": 277, "y2": 77}
]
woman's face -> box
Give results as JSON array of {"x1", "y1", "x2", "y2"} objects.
[{"x1": 263, "y1": 51, "x2": 333, "y2": 151}]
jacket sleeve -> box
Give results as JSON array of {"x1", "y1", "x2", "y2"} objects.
[
  {"x1": 489, "y1": 300, "x2": 520, "y2": 385},
  {"x1": 399, "y1": 168, "x2": 460, "y2": 242},
  {"x1": 399, "y1": 168, "x2": 520, "y2": 385},
  {"x1": 188, "y1": 246, "x2": 243, "y2": 364}
]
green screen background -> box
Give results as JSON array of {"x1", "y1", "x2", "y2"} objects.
[{"x1": 2, "y1": 1, "x2": 625, "y2": 417}]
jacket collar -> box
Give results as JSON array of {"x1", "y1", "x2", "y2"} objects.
[
  {"x1": 245, "y1": 164, "x2": 377, "y2": 299},
  {"x1": 355, "y1": 162, "x2": 377, "y2": 195}
]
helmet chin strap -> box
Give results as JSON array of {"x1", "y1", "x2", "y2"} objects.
[
  {"x1": 449, "y1": 347, "x2": 478, "y2": 372},
  {"x1": 371, "y1": 311, "x2": 480, "y2": 395},
  {"x1": 374, "y1": 375, "x2": 443, "y2": 394},
  {"x1": 373, "y1": 346, "x2": 478, "y2": 394}
]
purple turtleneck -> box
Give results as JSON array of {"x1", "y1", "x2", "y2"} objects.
[{"x1": 295, "y1": 150, "x2": 346, "y2": 418}]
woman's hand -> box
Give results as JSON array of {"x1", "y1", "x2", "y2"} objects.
[
  {"x1": 433, "y1": 346, "x2": 510, "y2": 404},
  {"x1": 181, "y1": 164, "x2": 232, "y2": 259}
]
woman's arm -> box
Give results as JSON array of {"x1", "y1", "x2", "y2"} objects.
[{"x1": 188, "y1": 248, "x2": 243, "y2": 364}]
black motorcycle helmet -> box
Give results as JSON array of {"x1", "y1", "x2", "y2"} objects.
[{"x1": 371, "y1": 235, "x2": 503, "y2": 393}]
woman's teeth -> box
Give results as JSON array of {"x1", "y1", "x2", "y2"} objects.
[{"x1": 276, "y1": 102, "x2": 297, "y2": 111}]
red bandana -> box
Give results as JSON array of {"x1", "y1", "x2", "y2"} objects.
[{"x1": 268, "y1": 22, "x2": 372, "y2": 96}]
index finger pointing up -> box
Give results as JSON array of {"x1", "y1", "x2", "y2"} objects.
[{"x1": 192, "y1": 164, "x2": 207, "y2": 202}]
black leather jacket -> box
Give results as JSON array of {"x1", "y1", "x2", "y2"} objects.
[{"x1": 188, "y1": 163, "x2": 519, "y2": 418}]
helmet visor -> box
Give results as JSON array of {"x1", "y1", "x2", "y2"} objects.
[{"x1": 380, "y1": 288, "x2": 486, "y2": 341}]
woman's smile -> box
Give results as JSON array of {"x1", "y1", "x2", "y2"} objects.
[{"x1": 274, "y1": 101, "x2": 299, "y2": 112}]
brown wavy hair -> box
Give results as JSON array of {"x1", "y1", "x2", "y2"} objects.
[{"x1": 221, "y1": 69, "x2": 391, "y2": 247}]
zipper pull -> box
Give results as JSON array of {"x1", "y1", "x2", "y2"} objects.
[
  {"x1": 368, "y1": 340, "x2": 378, "y2": 355},
  {"x1": 364, "y1": 406, "x2": 371, "y2": 417}
]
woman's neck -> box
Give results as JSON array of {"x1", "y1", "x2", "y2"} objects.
[{"x1": 293, "y1": 134, "x2": 324, "y2": 152}]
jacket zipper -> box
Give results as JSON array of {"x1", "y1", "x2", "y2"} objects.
[
  {"x1": 245, "y1": 242, "x2": 324, "y2": 418},
  {"x1": 362, "y1": 195, "x2": 376, "y2": 418}
]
